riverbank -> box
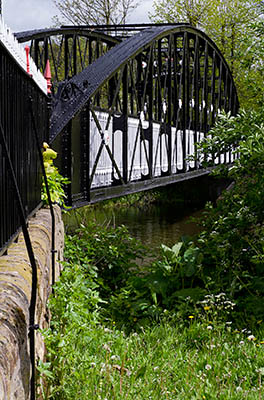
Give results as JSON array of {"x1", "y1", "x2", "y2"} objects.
[
  {"x1": 39, "y1": 108, "x2": 264, "y2": 398},
  {"x1": 39, "y1": 217, "x2": 264, "y2": 399}
]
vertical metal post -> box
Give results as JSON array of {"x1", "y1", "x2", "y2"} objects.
[
  {"x1": 210, "y1": 50, "x2": 216, "y2": 128},
  {"x1": 61, "y1": 122, "x2": 72, "y2": 206},
  {"x1": 182, "y1": 32, "x2": 187, "y2": 172},
  {"x1": 157, "y1": 40, "x2": 162, "y2": 122},
  {"x1": 80, "y1": 104, "x2": 90, "y2": 202},
  {"x1": 148, "y1": 48, "x2": 153, "y2": 178},
  {"x1": 202, "y1": 41, "x2": 209, "y2": 135},
  {"x1": 167, "y1": 36, "x2": 172, "y2": 174},
  {"x1": 194, "y1": 36, "x2": 200, "y2": 169},
  {"x1": 73, "y1": 34, "x2": 77, "y2": 76},
  {"x1": 122, "y1": 65, "x2": 128, "y2": 183},
  {"x1": 136, "y1": 53, "x2": 143, "y2": 112},
  {"x1": 64, "y1": 35, "x2": 69, "y2": 80}
]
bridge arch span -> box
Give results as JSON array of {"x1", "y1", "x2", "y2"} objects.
[
  {"x1": 50, "y1": 24, "x2": 238, "y2": 139},
  {"x1": 48, "y1": 24, "x2": 239, "y2": 206}
]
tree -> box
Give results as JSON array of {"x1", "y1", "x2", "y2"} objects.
[
  {"x1": 53, "y1": 0, "x2": 138, "y2": 25},
  {"x1": 149, "y1": 0, "x2": 264, "y2": 110},
  {"x1": 149, "y1": 0, "x2": 216, "y2": 27}
]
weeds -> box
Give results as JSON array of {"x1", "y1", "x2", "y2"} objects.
[
  {"x1": 39, "y1": 108, "x2": 264, "y2": 398},
  {"x1": 39, "y1": 264, "x2": 264, "y2": 399}
]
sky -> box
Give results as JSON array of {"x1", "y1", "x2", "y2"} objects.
[{"x1": 2, "y1": 0, "x2": 153, "y2": 33}]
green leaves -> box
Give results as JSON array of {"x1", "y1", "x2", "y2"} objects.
[
  {"x1": 161, "y1": 240, "x2": 201, "y2": 278},
  {"x1": 192, "y1": 108, "x2": 264, "y2": 323}
]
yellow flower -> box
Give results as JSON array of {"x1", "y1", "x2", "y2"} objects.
[
  {"x1": 188, "y1": 315, "x2": 194, "y2": 319},
  {"x1": 204, "y1": 306, "x2": 210, "y2": 311}
]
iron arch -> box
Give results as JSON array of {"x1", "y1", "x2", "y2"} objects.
[
  {"x1": 50, "y1": 24, "x2": 239, "y2": 140},
  {"x1": 36, "y1": 24, "x2": 239, "y2": 206}
]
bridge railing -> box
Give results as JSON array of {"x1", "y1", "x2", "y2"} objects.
[{"x1": 0, "y1": 21, "x2": 48, "y2": 255}]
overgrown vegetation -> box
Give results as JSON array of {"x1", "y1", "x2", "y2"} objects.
[
  {"x1": 193, "y1": 109, "x2": 264, "y2": 324},
  {"x1": 38, "y1": 108, "x2": 264, "y2": 398},
  {"x1": 40, "y1": 274, "x2": 264, "y2": 398}
]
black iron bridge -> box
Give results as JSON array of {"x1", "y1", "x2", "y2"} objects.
[{"x1": 17, "y1": 23, "x2": 239, "y2": 207}]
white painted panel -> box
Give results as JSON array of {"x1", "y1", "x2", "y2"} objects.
[{"x1": 89, "y1": 110, "x2": 232, "y2": 188}]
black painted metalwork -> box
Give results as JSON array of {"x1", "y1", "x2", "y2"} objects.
[
  {"x1": 0, "y1": 115, "x2": 39, "y2": 400},
  {"x1": 0, "y1": 38, "x2": 49, "y2": 399},
  {"x1": 29, "y1": 97, "x2": 57, "y2": 289},
  {"x1": 0, "y1": 40, "x2": 48, "y2": 255},
  {"x1": 13, "y1": 24, "x2": 239, "y2": 209},
  {"x1": 43, "y1": 24, "x2": 239, "y2": 207},
  {"x1": 16, "y1": 27, "x2": 119, "y2": 93}
]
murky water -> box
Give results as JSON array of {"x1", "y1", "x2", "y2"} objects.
[{"x1": 64, "y1": 203, "x2": 203, "y2": 250}]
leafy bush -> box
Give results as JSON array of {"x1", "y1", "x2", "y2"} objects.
[
  {"x1": 64, "y1": 222, "x2": 147, "y2": 295},
  {"x1": 107, "y1": 237, "x2": 206, "y2": 330},
  {"x1": 193, "y1": 109, "x2": 264, "y2": 324}
]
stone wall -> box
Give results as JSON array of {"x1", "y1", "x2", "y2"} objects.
[{"x1": 0, "y1": 205, "x2": 64, "y2": 400}]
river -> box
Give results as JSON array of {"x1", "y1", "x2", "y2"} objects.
[{"x1": 64, "y1": 202, "x2": 203, "y2": 250}]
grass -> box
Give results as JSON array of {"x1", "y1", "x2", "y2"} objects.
[
  {"x1": 39, "y1": 263, "x2": 264, "y2": 399},
  {"x1": 40, "y1": 318, "x2": 264, "y2": 399}
]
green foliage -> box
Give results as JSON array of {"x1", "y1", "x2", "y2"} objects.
[
  {"x1": 40, "y1": 106, "x2": 264, "y2": 397},
  {"x1": 39, "y1": 260, "x2": 264, "y2": 399},
  {"x1": 150, "y1": 0, "x2": 264, "y2": 111},
  {"x1": 38, "y1": 263, "x2": 103, "y2": 399},
  {"x1": 41, "y1": 143, "x2": 70, "y2": 207},
  {"x1": 191, "y1": 109, "x2": 264, "y2": 324},
  {"x1": 64, "y1": 222, "x2": 147, "y2": 297},
  {"x1": 102, "y1": 237, "x2": 205, "y2": 331}
]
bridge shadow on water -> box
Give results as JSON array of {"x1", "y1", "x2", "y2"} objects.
[{"x1": 63, "y1": 175, "x2": 231, "y2": 251}]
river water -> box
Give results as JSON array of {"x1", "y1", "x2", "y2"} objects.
[{"x1": 64, "y1": 203, "x2": 203, "y2": 250}]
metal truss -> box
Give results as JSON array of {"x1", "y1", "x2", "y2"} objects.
[
  {"x1": 18, "y1": 24, "x2": 239, "y2": 207},
  {"x1": 16, "y1": 27, "x2": 119, "y2": 92}
]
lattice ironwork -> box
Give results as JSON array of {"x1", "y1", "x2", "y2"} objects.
[
  {"x1": 18, "y1": 24, "x2": 239, "y2": 207},
  {"x1": 16, "y1": 27, "x2": 119, "y2": 93}
]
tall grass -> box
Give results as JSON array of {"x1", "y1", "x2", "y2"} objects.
[{"x1": 38, "y1": 261, "x2": 264, "y2": 399}]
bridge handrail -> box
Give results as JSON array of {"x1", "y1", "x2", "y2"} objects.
[
  {"x1": 58, "y1": 22, "x2": 190, "y2": 40},
  {"x1": 15, "y1": 26, "x2": 120, "y2": 46}
]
